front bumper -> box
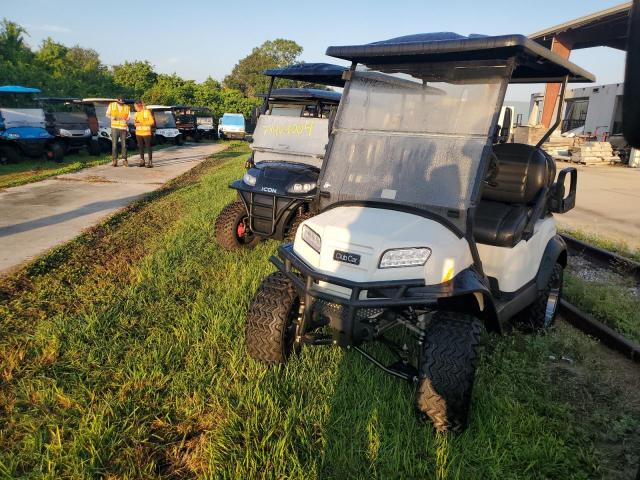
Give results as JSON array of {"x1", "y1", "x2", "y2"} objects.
[
  {"x1": 222, "y1": 131, "x2": 245, "y2": 139},
  {"x1": 273, "y1": 244, "x2": 490, "y2": 346},
  {"x1": 232, "y1": 182, "x2": 312, "y2": 239}
]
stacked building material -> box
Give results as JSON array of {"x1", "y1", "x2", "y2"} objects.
[
  {"x1": 569, "y1": 141, "x2": 621, "y2": 165},
  {"x1": 542, "y1": 135, "x2": 575, "y2": 161}
]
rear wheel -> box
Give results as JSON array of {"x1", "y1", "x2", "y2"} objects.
[
  {"x1": 416, "y1": 312, "x2": 482, "y2": 433},
  {"x1": 246, "y1": 272, "x2": 300, "y2": 364},
  {"x1": 46, "y1": 142, "x2": 64, "y2": 163},
  {"x1": 514, "y1": 263, "x2": 563, "y2": 332},
  {"x1": 214, "y1": 201, "x2": 260, "y2": 250}
]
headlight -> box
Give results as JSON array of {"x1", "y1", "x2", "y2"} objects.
[
  {"x1": 243, "y1": 172, "x2": 257, "y2": 186},
  {"x1": 301, "y1": 225, "x2": 321, "y2": 253},
  {"x1": 379, "y1": 248, "x2": 431, "y2": 269},
  {"x1": 84, "y1": 128, "x2": 91, "y2": 135},
  {"x1": 287, "y1": 182, "x2": 316, "y2": 194},
  {"x1": 6, "y1": 132, "x2": 20, "y2": 139},
  {"x1": 59, "y1": 129, "x2": 72, "y2": 137}
]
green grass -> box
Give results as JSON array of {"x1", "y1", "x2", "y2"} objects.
[
  {"x1": 564, "y1": 272, "x2": 640, "y2": 344},
  {"x1": 560, "y1": 227, "x2": 640, "y2": 263},
  {"x1": 1, "y1": 143, "x2": 639, "y2": 478},
  {"x1": 0, "y1": 141, "x2": 190, "y2": 190}
]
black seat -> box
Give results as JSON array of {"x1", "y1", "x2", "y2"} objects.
[{"x1": 474, "y1": 143, "x2": 555, "y2": 247}]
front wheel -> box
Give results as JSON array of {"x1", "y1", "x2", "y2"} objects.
[
  {"x1": 214, "y1": 201, "x2": 260, "y2": 250},
  {"x1": 174, "y1": 135, "x2": 183, "y2": 146},
  {"x1": 46, "y1": 142, "x2": 64, "y2": 163},
  {"x1": 514, "y1": 263, "x2": 563, "y2": 332},
  {"x1": 246, "y1": 272, "x2": 300, "y2": 364},
  {"x1": 287, "y1": 211, "x2": 314, "y2": 241},
  {"x1": 88, "y1": 140, "x2": 101, "y2": 156},
  {"x1": 416, "y1": 312, "x2": 482, "y2": 433}
]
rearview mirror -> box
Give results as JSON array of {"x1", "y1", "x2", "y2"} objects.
[{"x1": 623, "y1": 0, "x2": 640, "y2": 147}]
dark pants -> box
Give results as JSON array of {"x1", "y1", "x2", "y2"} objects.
[
  {"x1": 137, "y1": 135, "x2": 153, "y2": 165},
  {"x1": 111, "y1": 128, "x2": 128, "y2": 161}
]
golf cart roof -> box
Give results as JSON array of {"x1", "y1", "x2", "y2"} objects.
[
  {"x1": 0, "y1": 85, "x2": 41, "y2": 94},
  {"x1": 82, "y1": 97, "x2": 135, "y2": 104},
  {"x1": 262, "y1": 88, "x2": 342, "y2": 103},
  {"x1": 326, "y1": 32, "x2": 595, "y2": 83},
  {"x1": 263, "y1": 63, "x2": 347, "y2": 87},
  {"x1": 37, "y1": 97, "x2": 81, "y2": 103},
  {"x1": 147, "y1": 105, "x2": 173, "y2": 111}
]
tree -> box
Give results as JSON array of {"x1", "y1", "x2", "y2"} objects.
[
  {"x1": 113, "y1": 61, "x2": 157, "y2": 98},
  {"x1": 143, "y1": 73, "x2": 197, "y2": 105},
  {"x1": 224, "y1": 39, "x2": 303, "y2": 96}
]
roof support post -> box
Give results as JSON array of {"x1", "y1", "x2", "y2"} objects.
[{"x1": 541, "y1": 35, "x2": 573, "y2": 128}]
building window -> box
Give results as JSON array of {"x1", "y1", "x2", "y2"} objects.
[{"x1": 562, "y1": 98, "x2": 589, "y2": 133}]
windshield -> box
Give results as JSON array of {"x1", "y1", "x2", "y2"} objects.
[
  {"x1": 319, "y1": 62, "x2": 508, "y2": 231},
  {"x1": 222, "y1": 114, "x2": 244, "y2": 127},
  {"x1": 153, "y1": 111, "x2": 176, "y2": 128},
  {"x1": 0, "y1": 93, "x2": 40, "y2": 108},
  {"x1": 93, "y1": 105, "x2": 110, "y2": 128}
]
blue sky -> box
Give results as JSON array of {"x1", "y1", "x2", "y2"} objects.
[{"x1": 5, "y1": 0, "x2": 628, "y2": 101}]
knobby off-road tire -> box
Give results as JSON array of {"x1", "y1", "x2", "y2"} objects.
[
  {"x1": 416, "y1": 312, "x2": 482, "y2": 433},
  {"x1": 214, "y1": 201, "x2": 260, "y2": 250},
  {"x1": 514, "y1": 263, "x2": 563, "y2": 333},
  {"x1": 245, "y1": 272, "x2": 300, "y2": 364},
  {"x1": 287, "y1": 211, "x2": 314, "y2": 241}
]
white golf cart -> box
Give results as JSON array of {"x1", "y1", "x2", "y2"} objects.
[
  {"x1": 245, "y1": 33, "x2": 593, "y2": 432},
  {"x1": 82, "y1": 98, "x2": 135, "y2": 152},
  {"x1": 147, "y1": 105, "x2": 183, "y2": 145}
]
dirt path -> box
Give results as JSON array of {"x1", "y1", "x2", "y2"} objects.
[{"x1": 0, "y1": 142, "x2": 227, "y2": 276}]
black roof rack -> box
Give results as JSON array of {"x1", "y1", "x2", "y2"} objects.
[
  {"x1": 326, "y1": 33, "x2": 595, "y2": 83},
  {"x1": 263, "y1": 63, "x2": 347, "y2": 87}
]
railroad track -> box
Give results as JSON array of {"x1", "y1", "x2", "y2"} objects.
[{"x1": 559, "y1": 233, "x2": 640, "y2": 363}]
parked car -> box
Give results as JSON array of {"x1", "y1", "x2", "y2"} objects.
[
  {"x1": 0, "y1": 85, "x2": 62, "y2": 163},
  {"x1": 193, "y1": 107, "x2": 217, "y2": 139},
  {"x1": 38, "y1": 97, "x2": 100, "y2": 156}
]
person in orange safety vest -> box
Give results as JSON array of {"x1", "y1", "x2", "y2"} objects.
[
  {"x1": 106, "y1": 96, "x2": 131, "y2": 166},
  {"x1": 134, "y1": 100, "x2": 155, "y2": 168}
]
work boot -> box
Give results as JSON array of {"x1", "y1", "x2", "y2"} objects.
[
  {"x1": 146, "y1": 162, "x2": 153, "y2": 168},
  {"x1": 138, "y1": 157, "x2": 145, "y2": 167},
  {"x1": 123, "y1": 158, "x2": 129, "y2": 167},
  {"x1": 112, "y1": 158, "x2": 118, "y2": 167}
]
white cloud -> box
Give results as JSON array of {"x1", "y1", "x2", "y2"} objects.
[{"x1": 24, "y1": 24, "x2": 71, "y2": 33}]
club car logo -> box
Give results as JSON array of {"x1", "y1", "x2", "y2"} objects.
[
  {"x1": 333, "y1": 250, "x2": 361, "y2": 266},
  {"x1": 261, "y1": 186, "x2": 277, "y2": 193}
]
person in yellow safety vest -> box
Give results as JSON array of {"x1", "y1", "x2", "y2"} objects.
[
  {"x1": 134, "y1": 100, "x2": 155, "y2": 168},
  {"x1": 106, "y1": 96, "x2": 131, "y2": 167}
]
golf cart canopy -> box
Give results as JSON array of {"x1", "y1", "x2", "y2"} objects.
[
  {"x1": 264, "y1": 63, "x2": 347, "y2": 87},
  {"x1": 263, "y1": 88, "x2": 342, "y2": 104},
  {"x1": 327, "y1": 33, "x2": 594, "y2": 84},
  {"x1": 0, "y1": 85, "x2": 42, "y2": 94},
  {"x1": 318, "y1": 33, "x2": 595, "y2": 233}
]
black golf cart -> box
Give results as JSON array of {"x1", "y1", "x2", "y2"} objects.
[
  {"x1": 172, "y1": 105, "x2": 200, "y2": 141},
  {"x1": 193, "y1": 107, "x2": 217, "y2": 139},
  {"x1": 0, "y1": 85, "x2": 62, "y2": 163},
  {"x1": 38, "y1": 97, "x2": 101, "y2": 156},
  {"x1": 214, "y1": 63, "x2": 346, "y2": 250},
  {"x1": 245, "y1": 33, "x2": 593, "y2": 432}
]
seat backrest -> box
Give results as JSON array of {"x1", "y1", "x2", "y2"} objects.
[{"x1": 482, "y1": 143, "x2": 555, "y2": 205}]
